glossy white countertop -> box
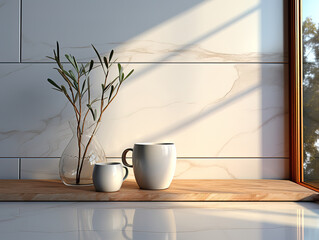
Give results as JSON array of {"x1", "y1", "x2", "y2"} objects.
[{"x1": 0, "y1": 202, "x2": 318, "y2": 240}]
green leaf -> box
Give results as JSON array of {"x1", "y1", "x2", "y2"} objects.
[
  {"x1": 90, "y1": 98, "x2": 100, "y2": 105},
  {"x1": 81, "y1": 79, "x2": 87, "y2": 94},
  {"x1": 118, "y1": 63, "x2": 123, "y2": 82},
  {"x1": 68, "y1": 70, "x2": 78, "y2": 90},
  {"x1": 46, "y1": 56, "x2": 55, "y2": 60},
  {"x1": 61, "y1": 85, "x2": 67, "y2": 94},
  {"x1": 79, "y1": 63, "x2": 85, "y2": 76},
  {"x1": 94, "y1": 109, "x2": 97, "y2": 121},
  {"x1": 65, "y1": 54, "x2": 77, "y2": 70},
  {"x1": 59, "y1": 69, "x2": 71, "y2": 78},
  {"x1": 72, "y1": 56, "x2": 79, "y2": 72},
  {"x1": 103, "y1": 77, "x2": 118, "y2": 93},
  {"x1": 87, "y1": 76, "x2": 91, "y2": 103},
  {"x1": 73, "y1": 80, "x2": 78, "y2": 90},
  {"x1": 124, "y1": 69, "x2": 134, "y2": 80},
  {"x1": 91, "y1": 44, "x2": 105, "y2": 74},
  {"x1": 53, "y1": 50, "x2": 57, "y2": 60},
  {"x1": 65, "y1": 54, "x2": 71, "y2": 62},
  {"x1": 103, "y1": 56, "x2": 109, "y2": 69},
  {"x1": 74, "y1": 92, "x2": 79, "y2": 102},
  {"x1": 87, "y1": 104, "x2": 96, "y2": 121},
  {"x1": 89, "y1": 60, "x2": 94, "y2": 72},
  {"x1": 109, "y1": 85, "x2": 114, "y2": 101},
  {"x1": 68, "y1": 70, "x2": 76, "y2": 81},
  {"x1": 56, "y1": 41, "x2": 60, "y2": 61},
  {"x1": 109, "y1": 49, "x2": 114, "y2": 61},
  {"x1": 47, "y1": 78, "x2": 61, "y2": 90},
  {"x1": 52, "y1": 88, "x2": 62, "y2": 92},
  {"x1": 82, "y1": 88, "x2": 88, "y2": 95}
]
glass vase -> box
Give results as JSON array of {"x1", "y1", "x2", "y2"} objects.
[{"x1": 60, "y1": 122, "x2": 106, "y2": 186}]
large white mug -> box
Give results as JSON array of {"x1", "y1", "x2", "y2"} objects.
[
  {"x1": 122, "y1": 143, "x2": 176, "y2": 190},
  {"x1": 93, "y1": 163, "x2": 128, "y2": 192}
]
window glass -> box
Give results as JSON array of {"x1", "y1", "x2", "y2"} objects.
[{"x1": 303, "y1": 0, "x2": 319, "y2": 187}]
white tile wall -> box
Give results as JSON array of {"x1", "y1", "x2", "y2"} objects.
[
  {"x1": 0, "y1": 0, "x2": 20, "y2": 62},
  {"x1": 0, "y1": 0, "x2": 289, "y2": 179},
  {"x1": 0, "y1": 63, "x2": 288, "y2": 158},
  {"x1": 21, "y1": 158, "x2": 59, "y2": 179},
  {"x1": 22, "y1": 0, "x2": 286, "y2": 63},
  {"x1": 0, "y1": 158, "x2": 19, "y2": 179}
]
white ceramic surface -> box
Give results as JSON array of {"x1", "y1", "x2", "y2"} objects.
[
  {"x1": 122, "y1": 143, "x2": 176, "y2": 189},
  {"x1": 93, "y1": 163, "x2": 128, "y2": 192},
  {"x1": 21, "y1": 0, "x2": 286, "y2": 62},
  {"x1": 0, "y1": 202, "x2": 318, "y2": 240},
  {"x1": 0, "y1": 0, "x2": 19, "y2": 62}
]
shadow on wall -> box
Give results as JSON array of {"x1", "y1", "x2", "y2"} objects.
[
  {"x1": 260, "y1": 0, "x2": 289, "y2": 179},
  {"x1": 23, "y1": 0, "x2": 207, "y2": 61},
  {"x1": 45, "y1": 0, "x2": 263, "y2": 143},
  {"x1": 14, "y1": 0, "x2": 288, "y2": 167},
  {"x1": 67, "y1": 2, "x2": 267, "y2": 151},
  {"x1": 93, "y1": 2, "x2": 266, "y2": 155}
]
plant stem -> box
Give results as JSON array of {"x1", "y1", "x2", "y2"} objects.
[
  {"x1": 78, "y1": 83, "x2": 121, "y2": 178},
  {"x1": 76, "y1": 73, "x2": 82, "y2": 184}
]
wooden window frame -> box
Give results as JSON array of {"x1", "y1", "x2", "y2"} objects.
[{"x1": 290, "y1": 0, "x2": 319, "y2": 192}]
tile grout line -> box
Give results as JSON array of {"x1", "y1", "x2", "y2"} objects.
[
  {"x1": 19, "y1": 0, "x2": 22, "y2": 63},
  {"x1": 3, "y1": 61, "x2": 289, "y2": 65},
  {"x1": 18, "y1": 158, "x2": 21, "y2": 179},
  {"x1": 2, "y1": 156, "x2": 289, "y2": 159}
]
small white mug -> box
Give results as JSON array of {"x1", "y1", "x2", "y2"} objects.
[{"x1": 93, "y1": 163, "x2": 128, "y2": 192}]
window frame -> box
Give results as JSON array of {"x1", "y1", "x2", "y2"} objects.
[{"x1": 290, "y1": 0, "x2": 319, "y2": 192}]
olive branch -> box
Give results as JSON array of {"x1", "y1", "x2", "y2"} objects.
[{"x1": 47, "y1": 42, "x2": 134, "y2": 184}]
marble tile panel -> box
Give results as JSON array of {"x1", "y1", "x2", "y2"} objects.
[
  {"x1": 22, "y1": 0, "x2": 287, "y2": 62},
  {"x1": 0, "y1": 158, "x2": 19, "y2": 179},
  {"x1": 0, "y1": 0, "x2": 20, "y2": 62},
  {"x1": 0, "y1": 64, "x2": 74, "y2": 157},
  {"x1": 174, "y1": 158, "x2": 289, "y2": 179},
  {"x1": 21, "y1": 158, "x2": 59, "y2": 179},
  {"x1": 98, "y1": 63, "x2": 288, "y2": 157},
  {"x1": 0, "y1": 63, "x2": 287, "y2": 158}
]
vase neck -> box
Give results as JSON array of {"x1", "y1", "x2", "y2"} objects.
[{"x1": 68, "y1": 120, "x2": 97, "y2": 138}]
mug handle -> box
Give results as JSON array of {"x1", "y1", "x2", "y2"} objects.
[
  {"x1": 123, "y1": 166, "x2": 128, "y2": 181},
  {"x1": 122, "y1": 148, "x2": 133, "y2": 168}
]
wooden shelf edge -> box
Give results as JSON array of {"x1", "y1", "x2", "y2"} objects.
[{"x1": 0, "y1": 179, "x2": 318, "y2": 202}]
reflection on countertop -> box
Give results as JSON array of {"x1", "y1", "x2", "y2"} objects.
[{"x1": 0, "y1": 202, "x2": 318, "y2": 240}]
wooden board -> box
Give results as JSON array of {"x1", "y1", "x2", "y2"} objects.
[{"x1": 0, "y1": 179, "x2": 318, "y2": 202}]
